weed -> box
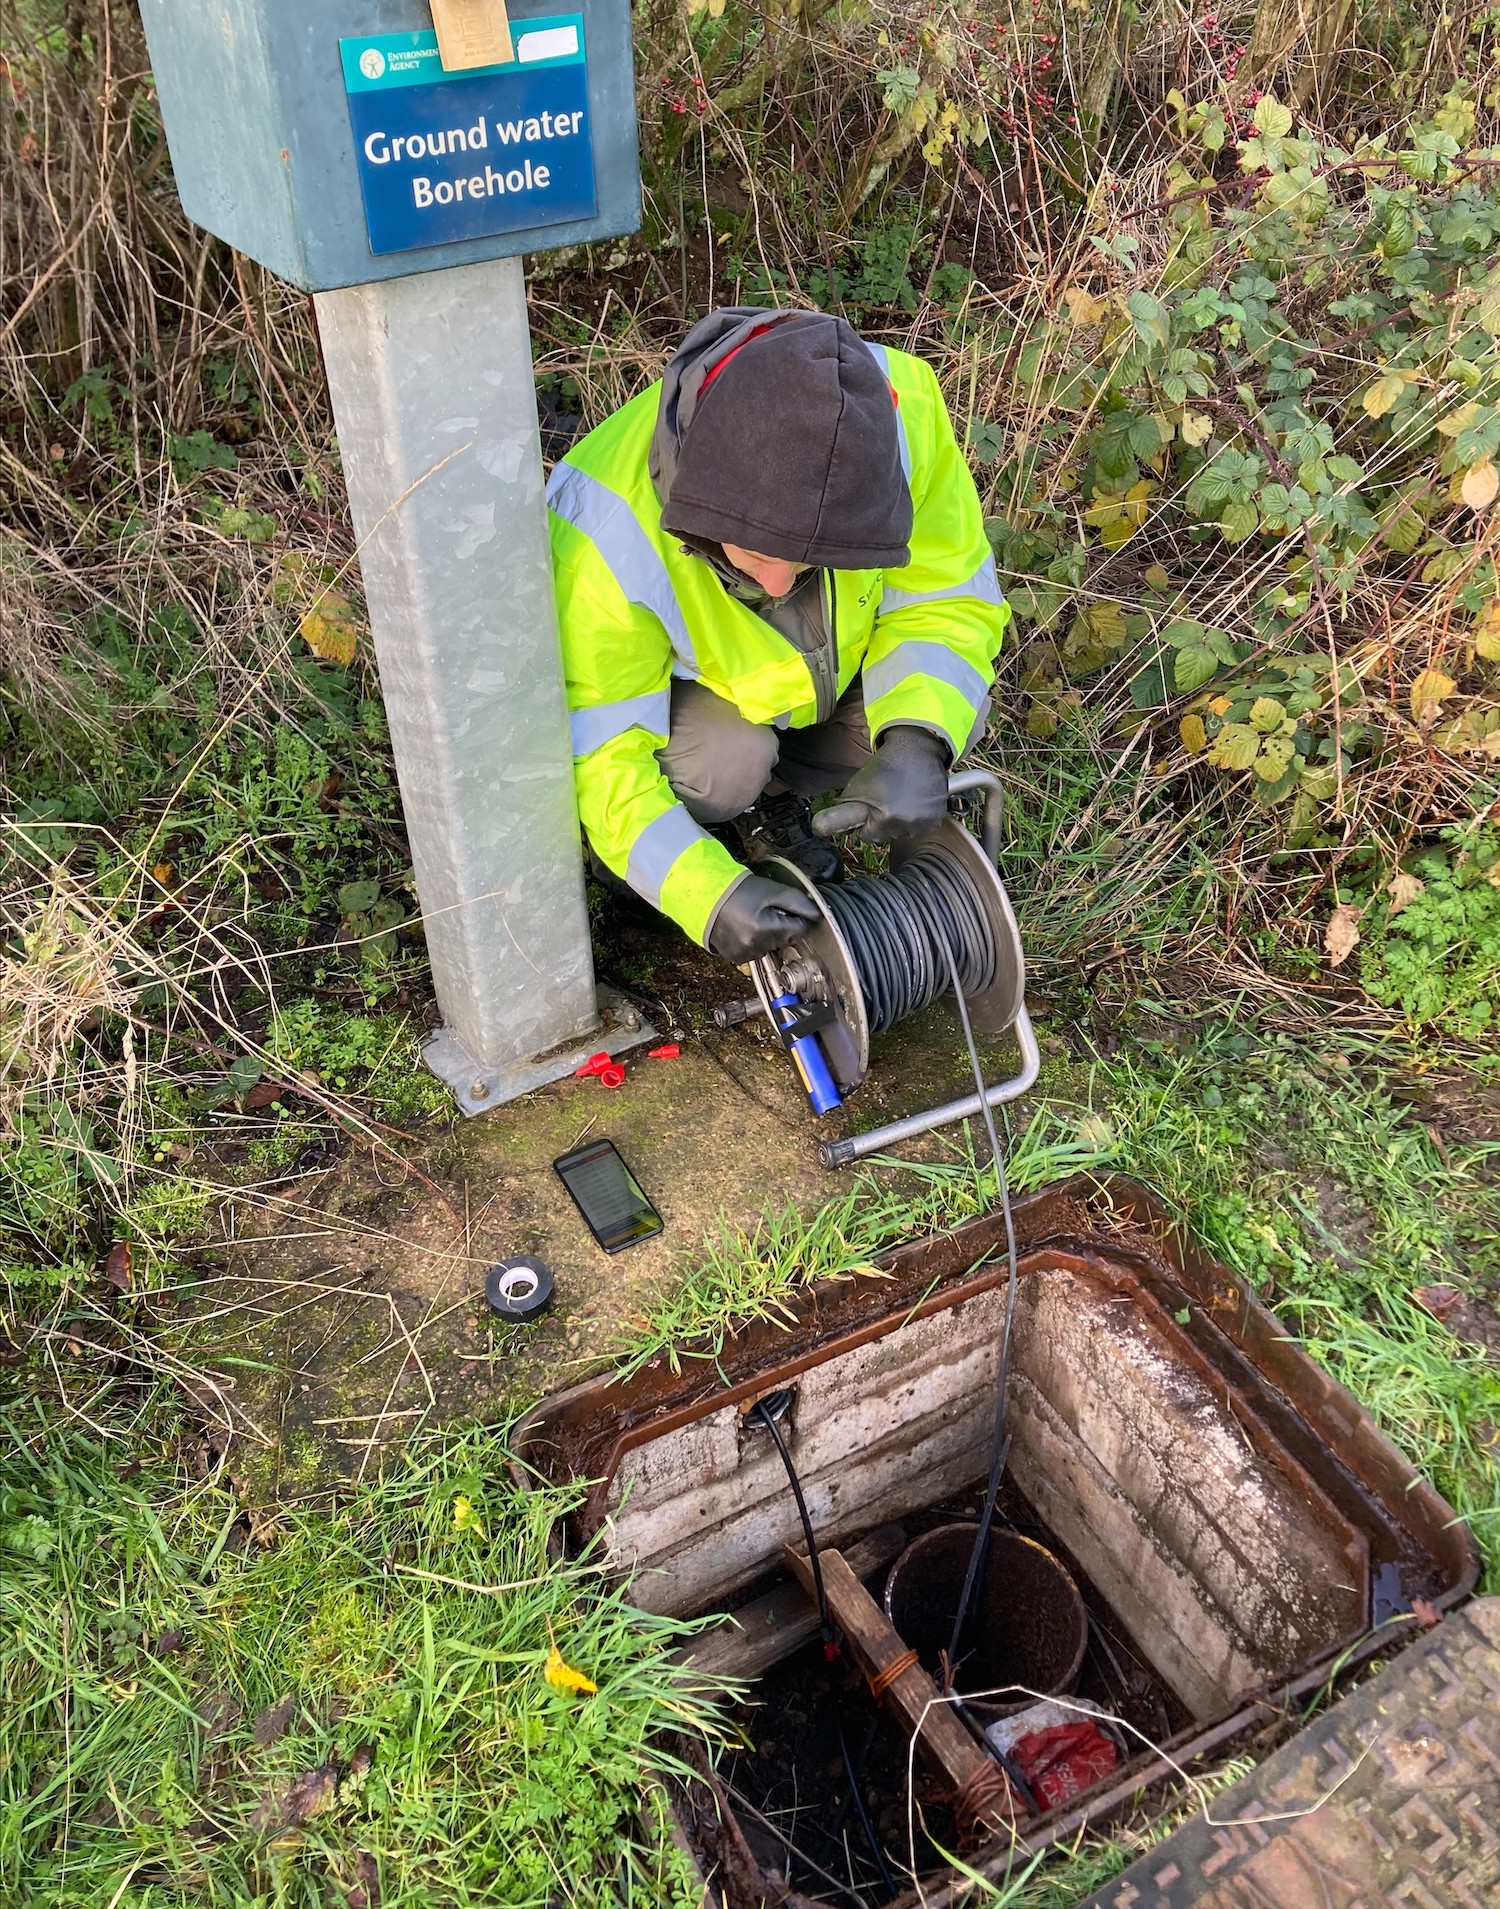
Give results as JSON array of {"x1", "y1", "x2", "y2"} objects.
[{"x1": 0, "y1": 1400, "x2": 732, "y2": 1906}]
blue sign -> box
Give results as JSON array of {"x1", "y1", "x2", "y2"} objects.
[{"x1": 340, "y1": 21, "x2": 596, "y2": 258}]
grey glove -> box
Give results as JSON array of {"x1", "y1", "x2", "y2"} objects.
[
  {"x1": 706, "y1": 873, "x2": 821, "y2": 965},
  {"x1": 812, "y1": 725, "x2": 951, "y2": 846}
]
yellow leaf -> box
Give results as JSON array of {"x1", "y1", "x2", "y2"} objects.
[
  {"x1": 1180, "y1": 713, "x2": 1207, "y2": 753},
  {"x1": 1144, "y1": 562, "x2": 1171, "y2": 591},
  {"x1": 1324, "y1": 903, "x2": 1362, "y2": 968},
  {"x1": 151, "y1": 862, "x2": 175, "y2": 886},
  {"x1": 1179, "y1": 411, "x2": 1213, "y2": 448},
  {"x1": 1208, "y1": 695, "x2": 1232, "y2": 716},
  {"x1": 1207, "y1": 722, "x2": 1259, "y2": 771},
  {"x1": 1248, "y1": 696, "x2": 1285, "y2": 733},
  {"x1": 1476, "y1": 601, "x2": 1500, "y2": 662},
  {"x1": 1063, "y1": 286, "x2": 1108, "y2": 326},
  {"x1": 1409, "y1": 666, "x2": 1457, "y2": 722},
  {"x1": 453, "y1": 1495, "x2": 483, "y2": 1533},
  {"x1": 1361, "y1": 373, "x2": 1406, "y2": 419},
  {"x1": 300, "y1": 600, "x2": 359, "y2": 666},
  {"x1": 544, "y1": 1645, "x2": 597, "y2": 1695},
  {"x1": 1085, "y1": 601, "x2": 1126, "y2": 646},
  {"x1": 1436, "y1": 401, "x2": 1478, "y2": 438},
  {"x1": 1387, "y1": 870, "x2": 1425, "y2": 915},
  {"x1": 1461, "y1": 459, "x2": 1499, "y2": 512}
]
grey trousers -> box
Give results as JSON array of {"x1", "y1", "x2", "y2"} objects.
[
  {"x1": 657, "y1": 679, "x2": 875, "y2": 825},
  {"x1": 657, "y1": 678, "x2": 991, "y2": 826}
]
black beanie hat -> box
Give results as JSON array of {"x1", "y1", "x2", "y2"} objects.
[{"x1": 657, "y1": 311, "x2": 913, "y2": 570}]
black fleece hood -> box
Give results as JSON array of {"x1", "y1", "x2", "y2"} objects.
[{"x1": 649, "y1": 308, "x2": 913, "y2": 571}]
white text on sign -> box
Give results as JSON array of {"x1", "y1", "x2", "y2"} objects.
[{"x1": 361, "y1": 109, "x2": 584, "y2": 205}]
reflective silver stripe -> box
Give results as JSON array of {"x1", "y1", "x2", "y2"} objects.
[
  {"x1": 547, "y1": 462, "x2": 698, "y2": 671},
  {"x1": 863, "y1": 640, "x2": 988, "y2": 714},
  {"x1": 569, "y1": 689, "x2": 671, "y2": 759},
  {"x1": 863, "y1": 341, "x2": 911, "y2": 481},
  {"x1": 880, "y1": 553, "x2": 1004, "y2": 616},
  {"x1": 626, "y1": 803, "x2": 707, "y2": 905}
]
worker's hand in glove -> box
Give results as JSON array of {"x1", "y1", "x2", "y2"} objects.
[
  {"x1": 706, "y1": 872, "x2": 821, "y2": 965},
  {"x1": 812, "y1": 725, "x2": 951, "y2": 846}
]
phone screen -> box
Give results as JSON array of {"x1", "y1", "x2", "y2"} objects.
[{"x1": 553, "y1": 1139, "x2": 663, "y2": 1254}]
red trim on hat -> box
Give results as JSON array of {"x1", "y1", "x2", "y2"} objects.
[
  {"x1": 699, "y1": 323, "x2": 780, "y2": 398},
  {"x1": 698, "y1": 322, "x2": 901, "y2": 429}
]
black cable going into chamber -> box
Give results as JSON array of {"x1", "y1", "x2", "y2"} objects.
[
  {"x1": 819, "y1": 848, "x2": 997, "y2": 1036},
  {"x1": 935, "y1": 931, "x2": 1021, "y2": 1686},
  {"x1": 752, "y1": 1400, "x2": 898, "y2": 1903},
  {"x1": 817, "y1": 836, "x2": 1021, "y2": 1683},
  {"x1": 752, "y1": 1400, "x2": 831, "y2": 1650}
]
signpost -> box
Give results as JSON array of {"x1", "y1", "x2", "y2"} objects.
[{"x1": 137, "y1": 0, "x2": 651, "y2": 1109}]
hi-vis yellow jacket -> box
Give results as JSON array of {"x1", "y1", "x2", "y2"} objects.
[{"x1": 547, "y1": 343, "x2": 1009, "y2": 945}]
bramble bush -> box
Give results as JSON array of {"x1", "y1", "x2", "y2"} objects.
[{"x1": 988, "y1": 88, "x2": 1499, "y2": 875}]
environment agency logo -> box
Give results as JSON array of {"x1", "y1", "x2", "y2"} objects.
[{"x1": 359, "y1": 47, "x2": 386, "y2": 80}]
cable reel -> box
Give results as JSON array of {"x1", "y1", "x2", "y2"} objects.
[{"x1": 716, "y1": 772, "x2": 1039, "y2": 1168}]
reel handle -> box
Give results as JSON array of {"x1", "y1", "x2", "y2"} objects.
[{"x1": 947, "y1": 769, "x2": 1003, "y2": 869}]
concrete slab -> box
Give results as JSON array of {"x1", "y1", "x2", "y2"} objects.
[
  {"x1": 1076, "y1": 1598, "x2": 1500, "y2": 1909},
  {"x1": 170, "y1": 918, "x2": 1038, "y2": 1501}
]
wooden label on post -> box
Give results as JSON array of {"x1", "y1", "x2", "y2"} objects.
[{"x1": 431, "y1": 0, "x2": 514, "y2": 70}]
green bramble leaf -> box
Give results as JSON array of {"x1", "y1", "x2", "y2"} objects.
[
  {"x1": 1220, "y1": 498, "x2": 1261, "y2": 543},
  {"x1": 1174, "y1": 645, "x2": 1221, "y2": 694}
]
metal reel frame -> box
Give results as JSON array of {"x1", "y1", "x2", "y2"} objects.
[{"x1": 760, "y1": 775, "x2": 1026, "y2": 1092}]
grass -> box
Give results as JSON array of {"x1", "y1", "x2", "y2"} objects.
[
  {"x1": 613, "y1": 1108, "x2": 1108, "y2": 1375},
  {"x1": 0, "y1": 1395, "x2": 728, "y2": 1907}
]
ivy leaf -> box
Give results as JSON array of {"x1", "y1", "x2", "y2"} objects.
[
  {"x1": 1461, "y1": 459, "x2": 1498, "y2": 512},
  {"x1": 1207, "y1": 722, "x2": 1259, "y2": 770},
  {"x1": 1127, "y1": 414, "x2": 1163, "y2": 459},
  {"x1": 228, "y1": 1053, "x2": 263, "y2": 1098},
  {"x1": 1220, "y1": 498, "x2": 1261, "y2": 543}
]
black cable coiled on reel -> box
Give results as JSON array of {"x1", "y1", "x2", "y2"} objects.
[{"x1": 818, "y1": 846, "x2": 997, "y2": 1035}]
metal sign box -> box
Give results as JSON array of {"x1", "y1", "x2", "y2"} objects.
[{"x1": 137, "y1": 0, "x2": 640, "y2": 290}]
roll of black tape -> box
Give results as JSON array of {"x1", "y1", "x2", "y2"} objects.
[{"x1": 485, "y1": 1255, "x2": 555, "y2": 1323}]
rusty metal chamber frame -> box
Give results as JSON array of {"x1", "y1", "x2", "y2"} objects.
[{"x1": 513, "y1": 1175, "x2": 1479, "y2": 1903}]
